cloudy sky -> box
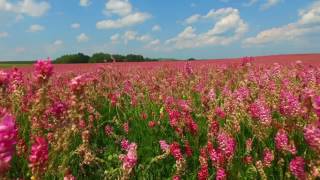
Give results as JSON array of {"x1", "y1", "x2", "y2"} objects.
[{"x1": 0, "y1": 0, "x2": 319, "y2": 60}]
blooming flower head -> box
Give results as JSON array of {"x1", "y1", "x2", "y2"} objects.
[
  {"x1": 303, "y1": 122, "x2": 320, "y2": 153},
  {"x1": 119, "y1": 142, "x2": 138, "y2": 170},
  {"x1": 263, "y1": 148, "x2": 274, "y2": 167},
  {"x1": 275, "y1": 129, "x2": 296, "y2": 154},
  {"x1": 29, "y1": 137, "x2": 49, "y2": 175},
  {"x1": 0, "y1": 114, "x2": 18, "y2": 174},
  {"x1": 170, "y1": 142, "x2": 183, "y2": 161},
  {"x1": 279, "y1": 90, "x2": 301, "y2": 117},
  {"x1": 289, "y1": 156, "x2": 306, "y2": 180},
  {"x1": 159, "y1": 140, "x2": 170, "y2": 152},
  {"x1": 249, "y1": 99, "x2": 272, "y2": 125},
  {"x1": 215, "y1": 107, "x2": 226, "y2": 119},
  {"x1": 104, "y1": 125, "x2": 113, "y2": 136},
  {"x1": 216, "y1": 168, "x2": 227, "y2": 180},
  {"x1": 123, "y1": 122, "x2": 129, "y2": 134},
  {"x1": 217, "y1": 132, "x2": 236, "y2": 160},
  {"x1": 70, "y1": 75, "x2": 87, "y2": 93},
  {"x1": 34, "y1": 59, "x2": 53, "y2": 84},
  {"x1": 121, "y1": 139, "x2": 130, "y2": 151}
]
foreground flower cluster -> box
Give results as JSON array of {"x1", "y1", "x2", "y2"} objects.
[{"x1": 0, "y1": 58, "x2": 320, "y2": 179}]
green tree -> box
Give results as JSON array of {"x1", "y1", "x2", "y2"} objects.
[{"x1": 89, "y1": 53, "x2": 112, "y2": 63}]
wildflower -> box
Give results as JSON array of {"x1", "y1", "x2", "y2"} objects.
[
  {"x1": 263, "y1": 148, "x2": 274, "y2": 167},
  {"x1": 249, "y1": 99, "x2": 272, "y2": 125},
  {"x1": 104, "y1": 125, "x2": 113, "y2": 136},
  {"x1": 208, "y1": 89, "x2": 216, "y2": 101},
  {"x1": 123, "y1": 122, "x2": 129, "y2": 134},
  {"x1": 0, "y1": 114, "x2": 18, "y2": 174},
  {"x1": 198, "y1": 167, "x2": 208, "y2": 180},
  {"x1": 159, "y1": 140, "x2": 170, "y2": 152},
  {"x1": 208, "y1": 148, "x2": 224, "y2": 168},
  {"x1": 209, "y1": 120, "x2": 219, "y2": 137},
  {"x1": 303, "y1": 122, "x2": 320, "y2": 153},
  {"x1": 275, "y1": 129, "x2": 297, "y2": 154},
  {"x1": 289, "y1": 156, "x2": 306, "y2": 180},
  {"x1": 34, "y1": 59, "x2": 53, "y2": 84},
  {"x1": 170, "y1": 142, "x2": 183, "y2": 161},
  {"x1": 29, "y1": 137, "x2": 49, "y2": 175},
  {"x1": 148, "y1": 121, "x2": 156, "y2": 128},
  {"x1": 198, "y1": 148, "x2": 208, "y2": 180},
  {"x1": 184, "y1": 141, "x2": 193, "y2": 157},
  {"x1": 216, "y1": 168, "x2": 227, "y2": 180},
  {"x1": 121, "y1": 139, "x2": 130, "y2": 151},
  {"x1": 279, "y1": 91, "x2": 301, "y2": 117},
  {"x1": 215, "y1": 107, "x2": 226, "y2": 119},
  {"x1": 217, "y1": 132, "x2": 236, "y2": 160},
  {"x1": 120, "y1": 143, "x2": 138, "y2": 170}
]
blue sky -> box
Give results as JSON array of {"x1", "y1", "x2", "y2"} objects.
[{"x1": 0, "y1": 0, "x2": 319, "y2": 60}]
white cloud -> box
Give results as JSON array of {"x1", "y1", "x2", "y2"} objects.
[
  {"x1": 45, "y1": 40, "x2": 64, "y2": 54},
  {"x1": 243, "y1": 0, "x2": 258, "y2": 7},
  {"x1": 184, "y1": 14, "x2": 201, "y2": 24},
  {"x1": 97, "y1": 0, "x2": 151, "y2": 29},
  {"x1": 27, "y1": 24, "x2": 45, "y2": 32},
  {"x1": 244, "y1": 1, "x2": 320, "y2": 45},
  {"x1": 96, "y1": 12, "x2": 151, "y2": 29},
  {"x1": 77, "y1": 33, "x2": 89, "y2": 42},
  {"x1": 110, "y1": 33, "x2": 120, "y2": 43},
  {"x1": 53, "y1": 40, "x2": 63, "y2": 46},
  {"x1": 166, "y1": 7, "x2": 248, "y2": 49},
  {"x1": 71, "y1": 23, "x2": 80, "y2": 29},
  {"x1": 152, "y1": 25, "x2": 161, "y2": 31},
  {"x1": 0, "y1": 32, "x2": 8, "y2": 38},
  {"x1": 122, "y1": 30, "x2": 152, "y2": 44},
  {"x1": 80, "y1": 0, "x2": 91, "y2": 7},
  {"x1": 105, "y1": 0, "x2": 132, "y2": 16},
  {"x1": 261, "y1": 0, "x2": 280, "y2": 10},
  {"x1": 145, "y1": 39, "x2": 161, "y2": 50},
  {"x1": 0, "y1": 0, "x2": 50, "y2": 17}
]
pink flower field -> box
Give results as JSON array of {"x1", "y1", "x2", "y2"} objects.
[{"x1": 1, "y1": 56, "x2": 320, "y2": 180}]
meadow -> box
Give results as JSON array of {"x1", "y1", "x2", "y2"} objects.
[{"x1": 0, "y1": 57, "x2": 320, "y2": 180}]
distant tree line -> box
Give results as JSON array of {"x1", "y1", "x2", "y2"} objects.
[{"x1": 53, "y1": 52, "x2": 158, "y2": 64}]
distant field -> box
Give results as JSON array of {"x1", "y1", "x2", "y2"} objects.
[{"x1": 0, "y1": 64, "x2": 30, "y2": 68}]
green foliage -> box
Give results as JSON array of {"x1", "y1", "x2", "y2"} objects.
[
  {"x1": 54, "y1": 53, "x2": 90, "y2": 64},
  {"x1": 89, "y1": 53, "x2": 112, "y2": 63}
]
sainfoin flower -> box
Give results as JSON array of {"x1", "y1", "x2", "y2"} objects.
[
  {"x1": 170, "y1": 142, "x2": 183, "y2": 161},
  {"x1": 119, "y1": 142, "x2": 138, "y2": 170},
  {"x1": 217, "y1": 132, "x2": 236, "y2": 160},
  {"x1": 289, "y1": 156, "x2": 306, "y2": 180},
  {"x1": 159, "y1": 140, "x2": 170, "y2": 152},
  {"x1": 29, "y1": 137, "x2": 49, "y2": 175},
  {"x1": 279, "y1": 90, "x2": 301, "y2": 117},
  {"x1": 303, "y1": 122, "x2": 320, "y2": 153},
  {"x1": 275, "y1": 129, "x2": 289, "y2": 151},
  {"x1": 0, "y1": 114, "x2": 18, "y2": 174},
  {"x1": 34, "y1": 59, "x2": 53, "y2": 83},
  {"x1": 249, "y1": 99, "x2": 272, "y2": 125},
  {"x1": 263, "y1": 148, "x2": 274, "y2": 167},
  {"x1": 216, "y1": 168, "x2": 227, "y2": 180}
]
